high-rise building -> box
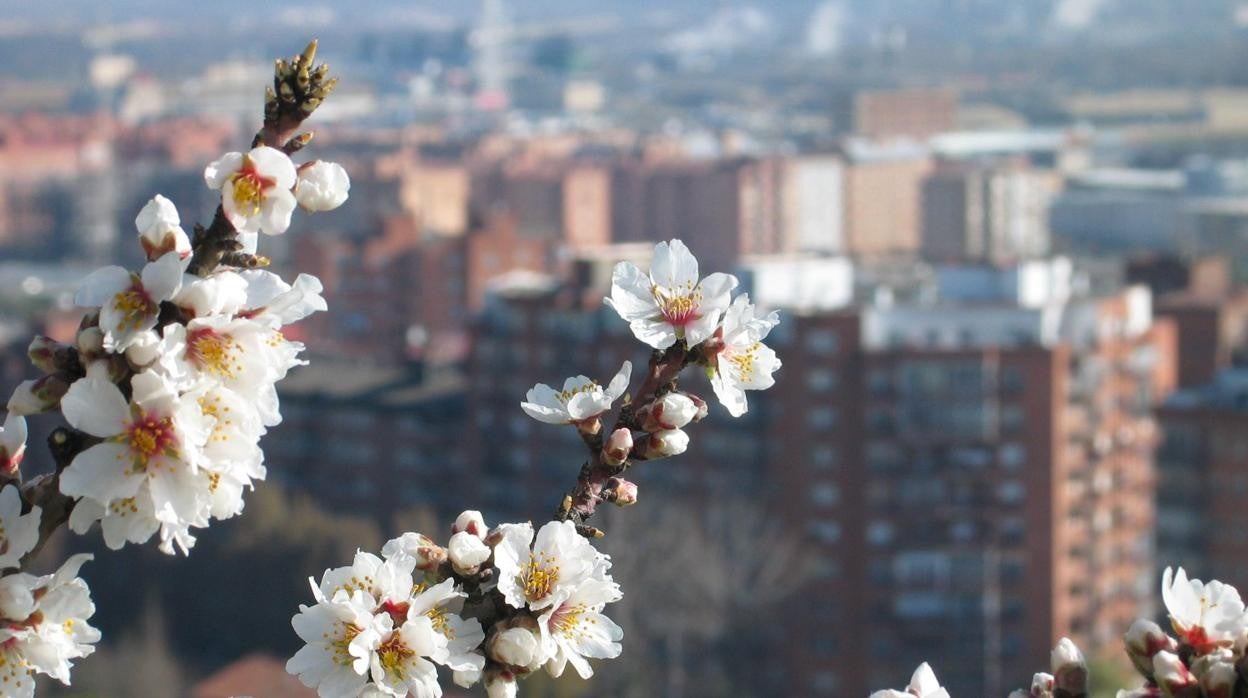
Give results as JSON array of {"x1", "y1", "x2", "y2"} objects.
[{"x1": 464, "y1": 254, "x2": 1177, "y2": 696}]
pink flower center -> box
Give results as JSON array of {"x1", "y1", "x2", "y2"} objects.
[
  {"x1": 187, "y1": 327, "x2": 242, "y2": 379},
  {"x1": 379, "y1": 599, "x2": 410, "y2": 627},
  {"x1": 228, "y1": 158, "x2": 276, "y2": 216},
  {"x1": 124, "y1": 410, "x2": 177, "y2": 471},
  {"x1": 112, "y1": 278, "x2": 155, "y2": 331},
  {"x1": 653, "y1": 285, "x2": 701, "y2": 327}
]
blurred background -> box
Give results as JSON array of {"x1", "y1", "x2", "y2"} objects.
[{"x1": 1, "y1": 1, "x2": 1247, "y2": 696}]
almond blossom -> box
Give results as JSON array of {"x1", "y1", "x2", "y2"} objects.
[
  {"x1": 709, "y1": 293, "x2": 781, "y2": 417},
  {"x1": 135, "y1": 194, "x2": 191, "y2": 261},
  {"x1": 57, "y1": 373, "x2": 211, "y2": 554},
  {"x1": 204, "y1": 146, "x2": 298, "y2": 236},
  {"x1": 1161, "y1": 566, "x2": 1248, "y2": 653},
  {"x1": 538, "y1": 577, "x2": 623, "y2": 680},
  {"x1": 0, "y1": 413, "x2": 26, "y2": 476},
  {"x1": 288, "y1": 587, "x2": 385, "y2": 698},
  {"x1": 494, "y1": 521, "x2": 604, "y2": 612},
  {"x1": 0, "y1": 554, "x2": 100, "y2": 697},
  {"x1": 75, "y1": 251, "x2": 186, "y2": 352},
  {"x1": 869, "y1": 662, "x2": 950, "y2": 698},
  {"x1": 605, "y1": 239, "x2": 737, "y2": 350},
  {"x1": 0, "y1": 485, "x2": 39, "y2": 570},
  {"x1": 520, "y1": 362, "x2": 632, "y2": 426}
]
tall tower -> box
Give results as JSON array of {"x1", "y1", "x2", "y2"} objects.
[{"x1": 473, "y1": 0, "x2": 511, "y2": 111}]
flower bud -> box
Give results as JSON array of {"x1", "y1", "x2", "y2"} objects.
[
  {"x1": 452, "y1": 510, "x2": 487, "y2": 539},
  {"x1": 1125, "y1": 618, "x2": 1176, "y2": 678},
  {"x1": 1196, "y1": 657, "x2": 1236, "y2": 698},
  {"x1": 638, "y1": 393, "x2": 699, "y2": 431},
  {"x1": 448, "y1": 531, "x2": 491, "y2": 575},
  {"x1": 488, "y1": 625, "x2": 543, "y2": 670},
  {"x1": 688, "y1": 393, "x2": 709, "y2": 422},
  {"x1": 1007, "y1": 692, "x2": 1028, "y2": 698},
  {"x1": 295, "y1": 161, "x2": 350, "y2": 212},
  {"x1": 0, "y1": 414, "x2": 27, "y2": 476},
  {"x1": 453, "y1": 666, "x2": 483, "y2": 689},
  {"x1": 1031, "y1": 671, "x2": 1054, "y2": 696},
  {"x1": 484, "y1": 669, "x2": 517, "y2": 698},
  {"x1": 27, "y1": 336, "x2": 62, "y2": 374},
  {"x1": 1051, "y1": 638, "x2": 1087, "y2": 695},
  {"x1": 125, "y1": 330, "x2": 162, "y2": 369},
  {"x1": 7, "y1": 375, "x2": 69, "y2": 415},
  {"x1": 636, "y1": 429, "x2": 689, "y2": 459},
  {"x1": 76, "y1": 327, "x2": 104, "y2": 356},
  {"x1": 381, "y1": 532, "x2": 446, "y2": 572},
  {"x1": 1154, "y1": 650, "x2": 1198, "y2": 697},
  {"x1": 602, "y1": 428, "x2": 633, "y2": 466},
  {"x1": 135, "y1": 194, "x2": 191, "y2": 261},
  {"x1": 606, "y1": 477, "x2": 638, "y2": 507}
]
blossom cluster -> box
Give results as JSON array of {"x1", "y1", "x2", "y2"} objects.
[
  {"x1": 288, "y1": 512, "x2": 623, "y2": 698},
  {"x1": 875, "y1": 566, "x2": 1248, "y2": 698},
  {"x1": 4, "y1": 145, "x2": 346, "y2": 556}
]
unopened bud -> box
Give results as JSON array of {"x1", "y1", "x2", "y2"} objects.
[
  {"x1": 453, "y1": 666, "x2": 483, "y2": 689},
  {"x1": 1125, "y1": 618, "x2": 1176, "y2": 678},
  {"x1": 135, "y1": 194, "x2": 191, "y2": 262},
  {"x1": 606, "y1": 477, "x2": 638, "y2": 507},
  {"x1": 27, "y1": 336, "x2": 61, "y2": 374},
  {"x1": 1051, "y1": 638, "x2": 1087, "y2": 695},
  {"x1": 1008, "y1": 691, "x2": 1028, "y2": 698},
  {"x1": 484, "y1": 669, "x2": 517, "y2": 698},
  {"x1": 452, "y1": 510, "x2": 487, "y2": 539},
  {"x1": 448, "y1": 531, "x2": 491, "y2": 575},
  {"x1": 0, "y1": 414, "x2": 27, "y2": 476},
  {"x1": 688, "y1": 393, "x2": 709, "y2": 422},
  {"x1": 1196, "y1": 657, "x2": 1236, "y2": 698},
  {"x1": 1154, "y1": 651, "x2": 1198, "y2": 697},
  {"x1": 603, "y1": 428, "x2": 633, "y2": 466},
  {"x1": 1031, "y1": 672, "x2": 1054, "y2": 697},
  {"x1": 7, "y1": 375, "x2": 70, "y2": 415},
  {"x1": 125, "y1": 330, "x2": 162, "y2": 368},
  {"x1": 76, "y1": 327, "x2": 104, "y2": 356},
  {"x1": 636, "y1": 429, "x2": 689, "y2": 459},
  {"x1": 639, "y1": 393, "x2": 699, "y2": 431},
  {"x1": 381, "y1": 532, "x2": 446, "y2": 572},
  {"x1": 487, "y1": 624, "x2": 543, "y2": 671}
]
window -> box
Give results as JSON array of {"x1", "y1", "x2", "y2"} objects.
[
  {"x1": 811, "y1": 671, "x2": 839, "y2": 694},
  {"x1": 810, "y1": 482, "x2": 840, "y2": 507},
  {"x1": 808, "y1": 407, "x2": 837, "y2": 430},
  {"x1": 867, "y1": 520, "x2": 894, "y2": 547},
  {"x1": 804, "y1": 329, "x2": 838, "y2": 355},
  {"x1": 997, "y1": 480, "x2": 1025, "y2": 504},
  {"x1": 811, "y1": 446, "x2": 839, "y2": 470},
  {"x1": 809, "y1": 520, "x2": 841, "y2": 544},
  {"x1": 807, "y1": 368, "x2": 838, "y2": 392},
  {"x1": 999, "y1": 443, "x2": 1026, "y2": 469}
]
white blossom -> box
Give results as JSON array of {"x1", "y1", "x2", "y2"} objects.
[
  {"x1": 605, "y1": 239, "x2": 737, "y2": 350},
  {"x1": 1154, "y1": 650, "x2": 1196, "y2": 692},
  {"x1": 0, "y1": 554, "x2": 100, "y2": 696},
  {"x1": 288, "y1": 586, "x2": 385, "y2": 698},
  {"x1": 75, "y1": 252, "x2": 186, "y2": 352},
  {"x1": 412, "y1": 579, "x2": 484, "y2": 676},
  {"x1": 57, "y1": 373, "x2": 211, "y2": 554},
  {"x1": 0, "y1": 485, "x2": 39, "y2": 570},
  {"x1": 494, "y1": 521, "x2": 602, "y2": 612},
  {"x1": 869, "y1": 662, "x2": 950, "y2": 698},
  {"x1": 637, "y1": 393, "x2": 699, "y2": 432},
  {"x1": 296, "y1": 161, "x2": 351, "y2": 212},
  {"x1": 637, "y1": 429, "x2": 689, "y2": 459},
  {"x1": 451, "y1": 510, "x2": 487, "y2": 539},
  {"x1": 520, "y1": 361, "x2": 632, "y2": 426},
  {"x1": 381, "y1": 532, "x2": 445, "y2": 573},
  {"x1": 484, "y1": 670, "x2": 518, "y2": 698},
  {"x1": 710, "y1": 294, "x2": 781, "y2": 417},
  {"x1": 488, "y1": 626, "x2": 544, "y2": 670},
  {"x1": 539, "y1": 577, "x2": 623, "y2": 679},
  {"x1": 174, "y1": 270, "x2": 250, "y2": 318},
  {"x1": 1161, "y1": 566, "x2": 1248, "y2": 652},
  {"x1": 135, "y1": 194, "x2": 191, "y2": 262},
  {"x1": 204, "y1": 146, "x2": 298, "y2": 235},
  {"x1": 0, "y1": 413, "x2": 27, "y2": 475},
  {"x1": 238, "y1": 270, "x2": 327, "y2": 327}
]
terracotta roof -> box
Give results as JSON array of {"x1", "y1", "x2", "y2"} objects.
[{"x1": 191, "y1": 654, "x2": 317, "y2": 698}]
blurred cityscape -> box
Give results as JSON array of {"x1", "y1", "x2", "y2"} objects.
[{"x1": 5, "y1": 1, "x2": 1248, "y2": 696}]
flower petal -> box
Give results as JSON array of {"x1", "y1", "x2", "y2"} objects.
[{"x1": 60, "y1": 378, "x2": 128, "y2": 437}]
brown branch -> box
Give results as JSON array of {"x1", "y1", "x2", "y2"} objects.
[{"x1": 554, "y1": 342, "x2": 691, "y2": 533}]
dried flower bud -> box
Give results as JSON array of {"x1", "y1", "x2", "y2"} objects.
[
  {"x1": 381, "y1": 532, "x2": 446, "y2": 572},
  {"x1": 1051, "y1": 637, "x2": 1087, "y2": 695},
  {"x1": 602, "y1": 428, "x2": 633, "y2": 466},
  {"x1": 1153, "y1": 650, "x2": 1198, "y2": 697},
  {"x1": 1125, "y1": 618, "x2": 1176, "y2": 678},
  {"x1": 7, "y1": 375, "x2": 70, "y2": 415},
  {"x1": 27, "y1": 336, "x2": 62, "y2": 374},
  {"x1": 448, "y1": 531, "x2": 491, "y2": 575},
  {"x1": 452, "y1": 510, "x2": 487, "y2": 539},
  {"x1": 484, "y1": 669, "x2": 518, "y2": 698},
  {"x1": 636, "y1": 429, "x2": 689, "y2": 459},
  {"x1": 638, "y1": 393, "x2": 699, "y2": 431},
  {"x1": 488, "y1": 625, "x2": 543, "y2": 670},
  {"x1": 606, "y1": 477, "x2": 638, "y2": 507}
]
